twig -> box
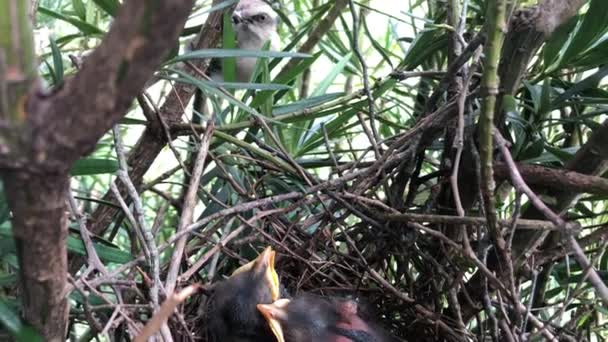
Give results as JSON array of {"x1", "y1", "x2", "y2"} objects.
[
  {"x1": 494, "y1": 129, "x2": 608, "y2": 306},
  {"x1": 134, "y1": 284, "x2": 200, "y2": 342},
  {"x1": 66, "y1": 191, "x2": 107, "y2": 275},
  {"x1": 382, "y1": 212, "x2": 557, "y2": 231},
  {"x1": 166, "y1": 122, "x2": 215, "y2": 294},
  {"x1": 348, "y1": 0, "x2": 381, "y2": 157},
  {"x1": 113, "y1": 126, "x2": 161, "y2": 307}
]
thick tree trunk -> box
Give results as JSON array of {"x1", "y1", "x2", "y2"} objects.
[
  {"x1": 4, "y1": 171, "x2": 69, "y2": 341},
  {"x1": 1, "y1": 0, "x2": 195, "y2": 339}
]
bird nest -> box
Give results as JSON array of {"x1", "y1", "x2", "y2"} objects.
[{"x1": 166, "y1": 215, "x2": 460, "y2": 342}]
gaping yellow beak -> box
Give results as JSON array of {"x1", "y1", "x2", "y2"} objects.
[
  {"x1": 231, "y1": 246, "x2": 280, "y2": 301},
  {"x1": 257, "y1": 299, "x2": 290, "y2": 342}
]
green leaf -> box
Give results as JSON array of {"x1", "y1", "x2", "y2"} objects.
[
  {"x1": 538, "y1": 78, "x2": 551, "y2": 118},
  {"x1": 255, "y1": 51, "x2": 322, "y2": 107},
  {"x1": 67, "y1": 234, "x2": 132, "y2": 264},
  {"x1": 311, "y1": 52, "x2": 352, "y2": 97},
  {"x1": 0, "y1": 224, "x2": 130, "y2": 264},
  {"x1": 71, "y1": 0, "x2": 86, "y2": 20},
  {"x1": 70, "y1": 158, "x2": 119, "y2": 176},
  {"x1": 543, "y1": 15, "x2": 579, "y2": 69},
  {"x1": 560, "y1": 0, "x2": 608, "y2": 67},
  {"x1": 0, "y1": 274, "x2": 17, "y2": 287},
  {"x1": 119, "y1": 117, "x2": 148, "y2": 125},
  {"x1": 0, "y1": 299, "x2": 43, "y2": 342},
  {"x1": 570, "y1": 38, "x2": 608, "y2": 68},
  {"x1": 552, "y1": 65, "x2": 608, "y2": 108},
  {"x1": 272, "y1": 93, "x2": 344, "y2": 116},
  {"x1": 38, "y1": 7, "x2": 104, "y2": 35},
  {"x1": 0, "y1": 237, "x2": 15, "y2": 258},
  {"x1": 168, "y1": 49, "x2": 311, "y2": 64},
  {"x1": 545, "y1": 144, "x2": 576, "y2": 163},
  {"x1": 163, "y1": 69, "x2": 280, "y2": 125},
  {"x1": 70, "y1": 291, "x2": 109, "y2": 307},
  {"x1": 401, "y1": 28, "x2": 448, "y2": 70},
  {"x1": 160, "y1": 74, "x2": 291, "y2": 91},
  {"x1": 521, "y1": 147, "x2": 579, "y2": 164},
  {"x1": 49, "y1": 36, "x2": 64, "y2": 87},
  {"x1": 91, "y1": 0, "x2": 120, "y2": 16},
  {"x1": 222, "y1": 10, "x2": 237, "y2": 84}
]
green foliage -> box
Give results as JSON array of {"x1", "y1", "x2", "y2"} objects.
[{"x1": 0, "y1": 300, "x2": 43, "y2": 342}]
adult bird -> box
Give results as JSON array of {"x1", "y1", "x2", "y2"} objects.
[
  {"x1": 207, "y1": 0, "x2": 279, "y2": 82},
  {"x1": 203, "y1": 246, "x2": 281, "y2": 342},
  {"x1": 257, "y1": 294, "x2": 392, "y2": 342}
]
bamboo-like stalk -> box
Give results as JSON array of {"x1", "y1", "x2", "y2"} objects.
[
  {"x1": 0, "y1": 0, "x2": 36, "y2": 123},
  {"x1": 479, "y1": 0, "x2": 507, "y2": 238}
]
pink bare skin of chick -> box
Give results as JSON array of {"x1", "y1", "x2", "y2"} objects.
[{"x1": 334, "y1": 300, "x2": 377, "y2": 342}]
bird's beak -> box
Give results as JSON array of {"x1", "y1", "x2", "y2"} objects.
[
  {"x1": 231, "y1": 246, "x2": 280, "y2": 301},
  {"x1": 232, "y1": 11, "x2": 242, "y2": 24},
  {"x1": 257, "y1": 299, "x2": 290, "y2": 342}
]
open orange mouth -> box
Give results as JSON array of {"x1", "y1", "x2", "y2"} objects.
[
  {"x1": 231, "y1": 246, "x2": 280, "y2": 301},
  {"x1": 257, "y1": 299, "x2": 290, "y2": 342}
]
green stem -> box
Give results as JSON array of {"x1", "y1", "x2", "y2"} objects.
[
  {"x1": 0, "y1": 0, "x2": 36, "y2": 123},
  {"x1": 479, "y1": 0, "x2": 507, "y2": 238}
]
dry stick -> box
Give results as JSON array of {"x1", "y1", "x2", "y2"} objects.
[
  {"x1": 69, "y1": 277, "x2": 105, "y2": 332},
  {"x1": 322, "y1": 124, "x2": 342, "y2": 177},
  {"x1": 76, "y1": 276, "x2": 141, "y2": 334},
  {"x1": 113, "y1": 126, "x2": 161, "y2": 308},
  {"x1": 87, "y1": 105, "x2": 476, "y2": 287},
  {"x1": 423, "y1": 32, "x2": 485, "y2": 113},
  {"x1": 493, "y1": 162, "x2": 608, "y2": 196},
  {"x1": 109, "y1": 183, "x2": 152, "y2": 264},
  {"x1": 445, "y1": 65, "x2": 478, "y2": 333},
  {"x1": 480, "y1": 245, "x2": 500, "y2": 341},
  {"x1": 383, "y1": 212, "x2": 556, "y2": 231},
  {"x1": 67, "y1": 191, "x2": 108, "y2": 275},
  {"x1": 146, "y1": 87, "x2": 191, "y2": 175},
  {"x1": 142, "y1": 165, "x2": 182, "y2": 191},
  {"x1": 134, "y1": 284, "x2": 200, "y2": 342},
  {"x1": 67, "y1": 191, "x2": 133, "y2": 339},
  {"x1": 494, "y1": 129, "x2": 608, "y2": 306},
  {"x1": 179, "y1": 225, "x2": 246, "y2": 282},
  {"x1": 166, "y1": 122, "x2": 214, "y2": 294},
  {"x1": 450, "y1": 48, "x2": 481, "y2": 217},
  {"x1": 178, "y1": 203, "x2": 295, "y2": 283},
  {"x1": 87, "y1": 0, "x2": 230, "y2": 239},
  {"x1": 113, "y1": 130, "x2": 183, "y2": 342},
  {"x1": 520, "y1": 270, "x2": 538, "y2": 337},
  {"x1": 532, "y1": 238, "x2": 608, "y2": 340},
  {"x1": 208, "y1": 152, "x2": 248, "y2": 196},
  {"x1": 100, "y1": 307, "x2": 122, "y2": 337},
  {"x1": 232, "y1": 212, "x2": 348, "y2": 285},
  {"x1": 411, "y1": 222, "x2": 558, "y2": 340},
  {"x1": 348, "y1": 0, "x2": 381, "y2": 158}
]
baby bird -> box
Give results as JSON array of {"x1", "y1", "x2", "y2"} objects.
[
  {"x1": 204, "y1": 247, "x2": 281, "y2": 342},
  {"x1": 257, "y1": 294, "x2": 388, "y2": 342}
]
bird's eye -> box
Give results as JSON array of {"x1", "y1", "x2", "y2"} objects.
[{"x1": 255, "y1": 14, "x2": 267, "y2": 22}]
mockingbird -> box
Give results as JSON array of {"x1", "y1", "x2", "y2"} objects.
[{"x1": 208, "y1": 0, "x2": 279, "y2": 82}]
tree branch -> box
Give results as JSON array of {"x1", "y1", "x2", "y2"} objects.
[
  {"x1": 29, "y1": 0, "x2": 195, "y2": 169},
  {"x1": 88, "y1": 0, "x2": 230, "y2": 236},
  {"x1": 0, "y1": 1, "x2": 195, "y2": 339},
  {"x1": 494, "y1": 161, "x2": 608, "y2": 196}
]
